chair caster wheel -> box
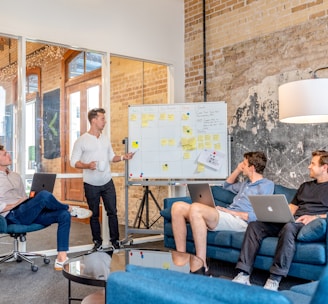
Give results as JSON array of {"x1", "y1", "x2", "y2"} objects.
[
  {"x1": 44, "y1": 258, "x2": 50, "y2": 264},
  {"x1": 16, "y1": 257, "x2": 22, "y2": 263},
  {"x1": 31, "y1": 265, "x2": 38, "y2": 272}
]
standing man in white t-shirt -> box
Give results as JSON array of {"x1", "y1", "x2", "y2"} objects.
[{"x1": 70, "y1": 108, "x2": 134, "y2": 251}]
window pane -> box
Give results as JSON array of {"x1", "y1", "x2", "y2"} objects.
[
  {"x1": 69, "y1": 91, "x2": 81, "y2": 155},
  {"x1": 86, "y1": 52, "x2": 102, "y2": 72},
  {"x1": 26, "y1": 74, "x2": 39, "y2": 93},
  {"x1": 68, "y1": 52, "x2": 84, "y2": 79},
  {"x1": 26, "y1": 101, "x2": 36, "y2": 174},
  {"x1": 0, "y1": 36, "x2": 18, "y2": 171}
]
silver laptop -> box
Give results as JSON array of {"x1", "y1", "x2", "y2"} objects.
[
  {"x1": 187, "y1": 183, "x2": 216, "y2": 208},
  {"x1": 248, "y1": 194, "x2": 295, "y2": 223},
  {"x1": 29, "y1": 173, "x2": 57, "y2": 198}
]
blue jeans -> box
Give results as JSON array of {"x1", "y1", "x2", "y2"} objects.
[
  {"x1": 236, "y1": 221, "x2": 303, "y2": 276},
  {"x1": 6, "y1": 190, "x2": 71, "y2": 252},
  {"x1": 84, "y1": 179, "x2": 119, "y2": 244}
]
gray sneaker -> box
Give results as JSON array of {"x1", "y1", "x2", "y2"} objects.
[
  {"x1": 264, "y1": 279, "x2": 279, "y2": 291},
  {"x1": 70, "y1": 207, "x2": 92, "y2": 219},
  {"x1": 232, "y1": 272, "x2": 251, "y2": 285}
]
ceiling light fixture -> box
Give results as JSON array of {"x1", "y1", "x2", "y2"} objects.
[{"x1": 278, "y1": 67, "x2": 328, "y2": 123}]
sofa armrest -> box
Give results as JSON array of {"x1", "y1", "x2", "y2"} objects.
[
  {"x1": 163, "y1": 196, "x2": 192, "y2": 209},
  {"x1": 106, "y1": 265, "x2": 292, "y2": 304},
  {"x1": 161, "y1": 197, "x2": 192, "y2": 222}
]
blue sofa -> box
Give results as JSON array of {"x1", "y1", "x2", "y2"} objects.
[
  {"x1": 160, "y1": 185, "x2": 328, "y2": 281},
  {"x1": 106, "y1": 264, "x2": 326, "y2": 304}
]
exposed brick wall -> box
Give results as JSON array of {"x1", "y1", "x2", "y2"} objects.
[
  {"x1": 110, "y1": 56, "x2": 169, "y2": 228},
  {"x1": 185, "y1": 0, "x2": 328, "y2": 186},
  {"x1": 185, "y1": 0, "x2": 328, "y2": 118}
]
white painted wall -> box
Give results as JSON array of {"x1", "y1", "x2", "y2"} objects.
[{"x1": 0, "y1": 0, "x2": 185, "y2": 102}]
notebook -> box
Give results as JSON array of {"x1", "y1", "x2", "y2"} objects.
[
  {"x1": 248, "y1": 194, "x2": 295, "y2": 223},
  {"x1": 29, "y1": 173, "x2": 57, "y2": 198},
  {"x1": 187, "y1": 183, "x2": 216, "y2": 208}
]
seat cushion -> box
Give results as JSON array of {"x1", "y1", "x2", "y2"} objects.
[{"x1": 6, "y1": 223, "x2": 47, "y2": 234}]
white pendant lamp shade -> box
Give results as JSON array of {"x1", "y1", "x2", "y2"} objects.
[{"x1": 279, "y1": 79, "x2": 328, "y2": 123}]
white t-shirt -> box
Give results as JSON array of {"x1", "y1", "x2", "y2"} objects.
[{"x1": 70, "y1": 132, "x2": 115, "y2": 186}]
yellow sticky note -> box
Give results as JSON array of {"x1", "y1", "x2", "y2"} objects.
[
  {"x1": 160, "y1": 113, "x2": 167, "y2": 120},
  {"x1": 183, "y1": 126, "x2": 192, "y2": 135},
  {"x1": 198, "y1": 142, "x2": 204, "y2": 149},
  {"x1": 213, "y1": 134, "x2": 220, "y2": 141},
  {"x1": 197, "y1": 163, "x2": 205, "y2": 172},
  {"x1": 214, "y1": 143, "x2": 221, "y2": 150},
  {"x1": 182, "y1": 113, "x2": 189, "y2": 120},
  {"x1": 130, "y1": 114, "x2": 137, "y2": 121},
  {"x1": 161, "y1": 139, "x2": 168, "y2": 146},
  {"x1": 167, "y1": 114, "x2": 175, "y2": 121},
  {"x1": 132, "y1": 141, "x2": 139, "y2": 149},
  {"x1": 205, "y1": 134, "x2": 211, "y2": 141},
  {"x1": 205, "y1": 141, "x2": 212, "y2": 148},
  {"x1": 183, "y1": 152, "x2": 190, "y2": 159},
  {"x1": 198, "y1": 135, "x2": 204, "y2": 142},
  {"x1": 168, "y1": 139, "x2": 176, "y2": 146},
  {"x1": 162, "y1": 163, "x2": 169, "y2": 171}
]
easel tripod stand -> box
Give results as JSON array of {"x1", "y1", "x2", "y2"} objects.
[{"x1": 133, "y1": 185, "x2": 162, "y2": 229}]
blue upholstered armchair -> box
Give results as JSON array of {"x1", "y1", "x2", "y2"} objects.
[
  {"x1": 0, "y1": 214, "x2": 50, "y2": 272},
  {"x1": 106, "y1": 264, "x2": 328, "y2": 304}
]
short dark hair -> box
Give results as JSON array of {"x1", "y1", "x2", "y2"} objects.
[
  {"x1": 87, "y1": 108, "x2": 105, "y2": 123},
  {"x1": 244, "y1": 151, "x2": 267, "y2": 174},
  {"x1": 312, "y1": 150, "x2": 328, "y2": 167},
  {"x1": 0, "y1": 145, "x2": 4, "y2": 151}
]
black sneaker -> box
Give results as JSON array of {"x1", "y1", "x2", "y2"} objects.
[
  {"x1": 112, "y1": 240, "x2": 121, "y2": 250},
  {"x1": 88, "y1": 240, "x2": 103, "y2": 253}
]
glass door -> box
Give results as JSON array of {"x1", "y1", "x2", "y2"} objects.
[{"x1": 65, "y1": 78, "x2": 101, "y2": 201}]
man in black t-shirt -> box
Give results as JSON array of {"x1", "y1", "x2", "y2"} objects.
[{"x1": 232, "y1": 150, "x2": 328, "y2": 291}]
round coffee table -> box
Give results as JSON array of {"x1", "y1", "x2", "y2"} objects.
[{"x1": 62, "y1": 252, "x2": 111, "y2": 304}]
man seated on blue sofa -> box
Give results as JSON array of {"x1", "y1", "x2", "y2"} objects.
[
  {"x1": 233, "y1": 150, "x2": 328, "y2": 291},
  {"x1": 171, "y1": 151, "x2": 274, "y2": 275}
]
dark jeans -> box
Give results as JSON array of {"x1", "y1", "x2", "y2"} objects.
[
  {"x1": 84, "y1": 179, "x2": 119, "y2": 244},
  {"x1": 236, "y1": 221, "x2": 304, "y2": 277},
  {"x1": 6, "y1": 190, "x2": 71, "y2": 252}
]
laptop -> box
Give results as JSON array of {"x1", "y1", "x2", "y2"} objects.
[
  {"x1": 248, "y1": 194, "x2": 295, "y2": 223},
  {"x1": 29, "y1": 173, "x2": 57, "y2": 198},
  {"x1": 187, "y1": 183, "x2": 216, "y2": 208}
]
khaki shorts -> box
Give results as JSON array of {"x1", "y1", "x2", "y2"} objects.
[{"x1": 209, "y1": 210, "x2": 248, "y2": 232}]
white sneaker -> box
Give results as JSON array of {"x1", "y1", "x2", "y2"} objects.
[
  {"x1": 54, "y1": 257, "x2": 69, "y2": 271},
  {"x1": 232, "y1": 272, "x2": 251, "y2": 285},
  {"x1": 264, "y1": 279, "x2": 279, "y2": 291},
  {"x1": 70, "y1": 207, "x2": 92, "y2": 219}
]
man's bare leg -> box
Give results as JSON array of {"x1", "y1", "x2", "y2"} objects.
[
  {"x1": 189, "y1": 203, "x2": 219, "y2": 270},
  {"x1": 171, "y1": 201, "x2": 191, "y2": 253}
]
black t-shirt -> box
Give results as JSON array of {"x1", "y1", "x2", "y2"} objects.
[{"x1": 292, "y1": 180, "x2": 328, "y2": 217}]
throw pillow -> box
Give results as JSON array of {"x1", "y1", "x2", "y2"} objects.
[{"x1": 297, "y1": 218, "x2": 327, "y2": 242}]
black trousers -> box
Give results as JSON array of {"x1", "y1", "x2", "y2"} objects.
[
  {"x1": 84, "y1": 179, "x2": 119, "y2": 244},
  {"x1": 236, "y1": 221, "x2": 303, "y2": 277}
]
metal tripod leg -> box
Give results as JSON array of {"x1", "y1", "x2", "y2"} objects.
[{"x1": 132, "y1": 186, "x2": 162, "y2": 229}]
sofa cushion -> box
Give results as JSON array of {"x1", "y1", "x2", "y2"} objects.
[
  {"x1": 211, "y1": 186, "x2": 236, "y2": 207},
  {"x1": 297, "y1": 219, "x2": 327, "y2": 242},
  {"x1": 273, "y1": 184, "x2": 297, "y2": 203}
]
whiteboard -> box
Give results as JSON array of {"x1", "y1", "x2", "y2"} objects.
[{"x1": 128, "y1": 102, "x2": 228, "y2": 179}]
